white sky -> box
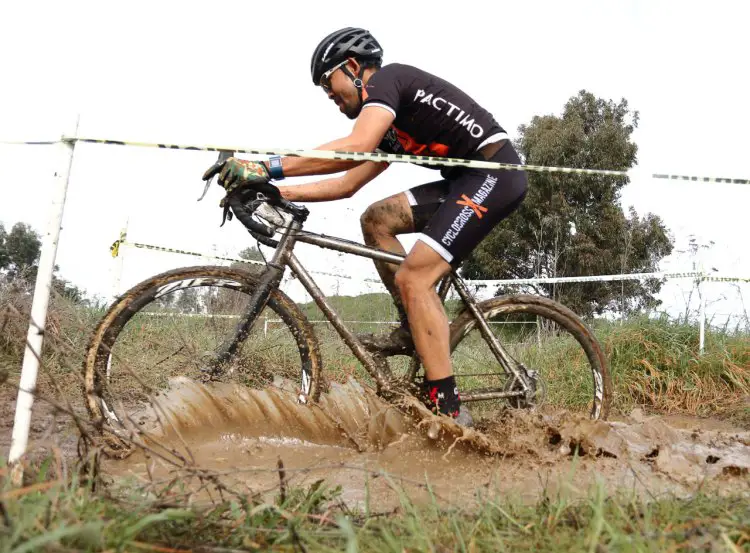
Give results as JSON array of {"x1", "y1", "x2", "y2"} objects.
[{"x1": 0, "y1": 0, "x2": 748, "y2": 322}]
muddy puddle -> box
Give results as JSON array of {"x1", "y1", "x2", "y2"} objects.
[{"x1": 103, "y1": 377, "x2": 750, "y2": 510}]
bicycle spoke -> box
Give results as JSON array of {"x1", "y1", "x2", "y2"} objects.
[{"x1": 449, "y1": 295, "x2": 610, "y2": 419}]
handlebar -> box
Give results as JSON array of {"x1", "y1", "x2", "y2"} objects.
[
  {"x1": 203, "y1": 150, "x2": 309, "y2": 249},
  {"x1": 226, "y1": 193, "x2": 280, "y2": 248}
]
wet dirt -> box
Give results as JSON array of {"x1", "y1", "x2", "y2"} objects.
[
  {"x1": 0, "y1": 384, "x2": 82, "y2": 465},
  {"x1": 100, "y1": 377, "x2": 750, "y2": 511}
]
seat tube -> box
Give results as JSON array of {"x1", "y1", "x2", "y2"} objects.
[{"x1": 286, "y1": 252, "x2": 392, "y2": 393}]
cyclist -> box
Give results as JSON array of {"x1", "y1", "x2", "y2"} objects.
[{"x1": 203, "y1": 27, "x2": 528, "y2": 426}]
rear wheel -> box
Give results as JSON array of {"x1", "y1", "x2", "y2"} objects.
[
  {"x1": 448, "y1": 294, "x2": 611, "y2": 420},
  {"x1": 82, "y1": 265, "x2": 322, "y2": 457}
]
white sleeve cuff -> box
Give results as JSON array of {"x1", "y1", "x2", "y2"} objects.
[{"x1": 363, "y1": 102, "x2": 397, "y2": 118}]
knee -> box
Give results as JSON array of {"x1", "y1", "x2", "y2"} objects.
[
  {"x1": 394, "y1": 267, "x2": 409, "y2": 296},
  {"x1": 394, "y1": 265, "x2": 422, "y2": 298},
  {"x1": 360, "y1": 202, "x2": 382, "y2": 234},
  {"x1": 360, "y1": 199, "x2": 395, "y2": 238}
]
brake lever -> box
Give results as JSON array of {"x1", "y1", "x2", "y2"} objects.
[
  {"x1": 197, "y1": 180, "x2": 212, "y2": 202},
  {"x1": 197, "y1": 150, "x2": 234, "y2": 201}
]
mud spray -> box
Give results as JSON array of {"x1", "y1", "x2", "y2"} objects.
[{"x1": 105, "y1": 377, "x2": 750, "y2": 510}]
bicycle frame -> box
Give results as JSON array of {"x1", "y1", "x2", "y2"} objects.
[{"x1": 221, "y1": 214, "x2": 531, "y2": 401}]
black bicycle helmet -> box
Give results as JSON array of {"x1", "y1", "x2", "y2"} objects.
[{"x1": 310, "y1": 27, "x2": 383, "y2": 85}]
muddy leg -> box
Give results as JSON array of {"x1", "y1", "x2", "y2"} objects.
[
  {"x1": 394, "y1": 242, "x2": 452, "y2": 381},
  {"x1": 360, "y1": 193, "x2": 415, "y2": 326}
]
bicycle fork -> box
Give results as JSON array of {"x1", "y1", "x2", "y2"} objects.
[
  {"x1": 207, "y1": 265, "x2": 284, "y2": 374},
  {"x1": 206, "y1": 224, "x2": 298, "y2": 376}
]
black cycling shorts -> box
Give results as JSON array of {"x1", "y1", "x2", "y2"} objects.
[{"x1": 406, "y1": 141, "x2": 528, "y2": 266}]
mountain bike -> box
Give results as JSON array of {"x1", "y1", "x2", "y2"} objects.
[{"x1": 82, "y1": 152, "x2": 612, "y2": 457}]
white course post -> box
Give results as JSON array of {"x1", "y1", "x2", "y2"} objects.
[
  {"x1": 698, "y1": 274, "x2": 707, "y2": 355},
  {"x1": 8, "y1": 134, "x2": 77, "y2": 486}
]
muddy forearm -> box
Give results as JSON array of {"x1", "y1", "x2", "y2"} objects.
[{"x1": 277, "y1": 176, "x2": 352, "y2": 202}]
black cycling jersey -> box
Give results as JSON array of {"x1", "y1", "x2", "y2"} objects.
[{"x1": 365, "y1": 63, "x2": 508, "y2": 159}]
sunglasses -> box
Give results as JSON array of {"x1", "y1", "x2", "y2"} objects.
[{"x1": 319, "y1": 60, "x2": 349, "y2": 91}]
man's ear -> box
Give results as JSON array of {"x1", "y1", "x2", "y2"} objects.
[{"x1": 347, "y1": 57, "x2": 361, "y2": 74}]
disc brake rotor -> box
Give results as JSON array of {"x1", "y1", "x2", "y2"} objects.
[{"x1": 504, "y1": 368, "x2": 547, "y2": 409}]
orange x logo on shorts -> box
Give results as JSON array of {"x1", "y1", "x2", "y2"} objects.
[{"x1": 456, "y1": 194, "x2": 488, "y2": 219}]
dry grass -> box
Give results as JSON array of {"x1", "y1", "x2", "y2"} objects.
[
  {"x1": 599, "y1": 316, "x2": 750, "y2": 421},
  {"x1": 1, "y1": 279, "x2": 748, "y2": 424},
  {"x1": 0, "y1": 279, "x2": 102, "y2": 399}
]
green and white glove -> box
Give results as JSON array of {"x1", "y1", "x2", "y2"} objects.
[{"x1": 202, "y1": 157, "x2": 276, "y2": 196}]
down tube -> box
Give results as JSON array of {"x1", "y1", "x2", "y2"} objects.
[{"x1": 286, "y1": 252, "x2": 392, "y2": 393}]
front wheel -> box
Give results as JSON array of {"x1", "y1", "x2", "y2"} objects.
[
  {"x1": 82, "y1": 265, "x2": 323, "y2": 457},
  {"x1": 448, "y1": 294, "x2": 612, "y2": 420}
]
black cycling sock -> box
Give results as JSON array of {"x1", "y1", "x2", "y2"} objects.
[{"x1": 424, "y1": 375, "x2": 461, "y2": 417}]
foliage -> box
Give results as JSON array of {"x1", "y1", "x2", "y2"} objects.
[
  {"x1": 0, "y1": 221, "x2": 86, "y2": 304},
  {"x1": 0, "y1": 222, "x2": 40, "y2": 276},
  {"x1": 462, "y1": 90, "x2": 674, "y2": 318},
  {"x1": 238, "y1": 246, "x2": 264, "y2": 263}
]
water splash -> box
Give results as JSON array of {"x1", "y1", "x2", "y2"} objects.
[
  {"x1": 112, "y1": 377, "x2": 750, "y2": 507},
  {"x1": 148, "y1": 376, "x2": 412, "y2": 451}
]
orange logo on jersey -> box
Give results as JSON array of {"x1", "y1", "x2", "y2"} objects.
[
  {"x1": 456, "y1": 194, "x2": 488, "y2": 219},
  {"x1": 394, "y1": 128, "x2": 449, "y2": 157}
]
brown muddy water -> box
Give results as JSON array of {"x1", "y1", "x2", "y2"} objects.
[{"x1": 98, "y1": 377, "x2": 750, "y2": 511}]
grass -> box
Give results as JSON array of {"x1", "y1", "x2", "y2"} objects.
[
  {"x1": 251, "y1": 294, "x2": 750, "y2": 423},
  {"x1": 2, "y1": 284, "x2": 750, "y2": 552},
  {"x1": 2, "y1": 286, "x2": 749, "y2": 424},
  {"x1": 601, "y1": 315, "x2": 750, "y2": 422},
  {"x1": 2, "y1": 455, "x2": 750, "y2": 552}
]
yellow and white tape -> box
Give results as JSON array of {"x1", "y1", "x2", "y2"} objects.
[
  {"x1": 110, "y1": 235, "x2": 384, "y2": 283},
  {"x1": 4, "y1": 136, "x2": 748, "y2": 184},
  {"x1": 110, "y1": 235, "x2": 263, "y2": 266},
  {"x1": 110, "y1": 234, "x2": 749, "y2": 287},
  {"x1": 467, "y1": 271, "x2": 750, "y2": 286}
]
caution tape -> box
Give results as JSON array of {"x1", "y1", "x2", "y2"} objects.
[
  {"x1": 0, "y1": 139, "x2": 62, "y2": 146},
  {"x1": 466, "y1": 271, "x2": 750, "y2": 287},
  {"x1": 110, "y1": 236, "x2": 264, "y2": 266},
  {"x1": 63, "y1": 136, "x2": 750, "y2": 184},
  {"x1": 110, "y1": 236, "x2": 384, "y2": 284},
  {"x1": 109, "y1": 239, "x2": 121, "y2": 258},
  {"x1": 701, "y1": 276, "x2": 750, "y2": 283},
  {"x1": 3, "y1": 136, "x2": 749, "y2": 184},
  {"x1": 66, "y1": 136, "x2": 627, "y2": 176},
  {"x1": 651, "y1": 174, "x2": 750, "y2": 185},
  {"x1": 110, "y1": 233, "x2": 750, "y2": 287}
]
